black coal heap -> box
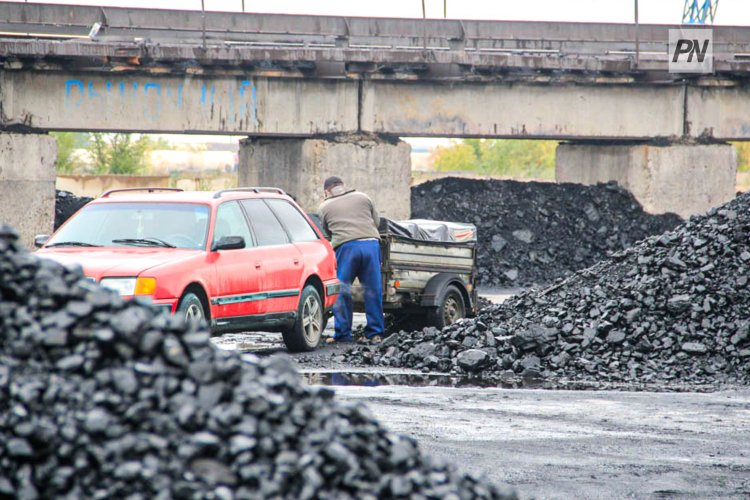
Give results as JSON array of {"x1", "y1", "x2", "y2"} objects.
[
  {"x1": 354, "y1": 192, "x2": 750, "y2": 388},
  {"x1": 0, "y1": 225, "x2": 513, "y2": 499},
  {"x1": 411, "y1": 178, "x2": 682, "y2": 288},
  {"x1": 55, "y1": 190, "x2": 93, "y2": 230}
]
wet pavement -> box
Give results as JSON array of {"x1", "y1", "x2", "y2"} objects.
[
  {"x1": 211, "y1": 331, "x2": 288, "y2": 354},
  {"x1": 210, "y1": 290, "x2": 750, "y2": 498},
  {"x1": 301, "y1": 370, "x2": 521, "y2": 389},
  {"x1": 332, "y1": 385, "x2": 750, "y2": 499}
]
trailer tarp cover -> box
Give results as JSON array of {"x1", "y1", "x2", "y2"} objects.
[{"x1": 379, "y1": 218, "x2": 477, "y2": 243}]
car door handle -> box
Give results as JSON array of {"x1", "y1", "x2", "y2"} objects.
[
  {"x1": 254, "y1": 262, "x2": 262, "y2": 269},
  {"x1": 293, "y1": 259, "x2": 300, "y2": 266}
]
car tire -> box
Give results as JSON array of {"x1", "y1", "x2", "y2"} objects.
[
  {"x1": 177, "y1": 292, "x2": 207, "y2": 328},
  {"x1": 282, "y1": 285, "x2": 323, "y2": 352},
  {"x1": 427, "y1": 284, "x2": 466, "y2": 330}
]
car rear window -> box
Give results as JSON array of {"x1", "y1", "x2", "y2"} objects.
[
  {"x1": 47, "y1": 202, "x2": 210, "y2": 250},
  {"x1": 266, "y1": 199, "x2": 319, "y2": 243},
  {"x1": 240, "y1": 199, "x2": 289, "y2": 247}
]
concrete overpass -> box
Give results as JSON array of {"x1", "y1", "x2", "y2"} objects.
[
  {"x1": 4, "y1": 69, "x2": 750, "y2": 141},
  {"x1": 1, "y1": 2, "x2": 748, "y2": 244}
]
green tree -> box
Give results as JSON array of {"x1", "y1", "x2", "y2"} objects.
[
  {"x1": 88, "y1": 133, "x2": 156, "y2": 175},
  {"x1": 431, "y1": 138, "x2": 557, "y2": 179},
  {"x1": 733, "y1": 142, "x2": 750, "y2": 172},
  {"x1": 480, "y1": 139, "x2": 556, "y2": 178},
  {"x1": 50, "y1": 132, "x2": 86, "y2": 174},
  {"x1": 431, "y1": 142, "x2": 478, "y2": 171}
]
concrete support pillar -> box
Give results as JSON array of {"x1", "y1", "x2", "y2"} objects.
[
  {"x1": 0, "y1": 133, "x2": 57, "y2": 248},
  {"x1": 556, "y1": 143, "x2": 737, "y2": 218},
  {"x1": 239, "y1": 134, "x2": 411, "y2": 219}
]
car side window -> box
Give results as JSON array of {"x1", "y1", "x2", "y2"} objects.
[
  {"x1": 266, "y1": 199, "x2": 319, "y2": 243},
  {"x1": 240, "y1": 199, "x2": 290, "y2": 247},
  {"x1": 213, "y1": 201, "x2": 254, "y2": 247}
]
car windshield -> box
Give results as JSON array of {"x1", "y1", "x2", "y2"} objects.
[{"x1": 47, "y1": 202, "x2": 210, "y2": 250}]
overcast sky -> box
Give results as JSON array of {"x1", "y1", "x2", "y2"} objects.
[{"x1": 23, "y1": 0, "x2": 750, "y2": 25}]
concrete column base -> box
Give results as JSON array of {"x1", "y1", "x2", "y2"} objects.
[
  {"x1": 239, "y1": 134, "x2": 411, "y2": 219},
  {"x1": 556, "y1": 143, "x2": 737, "y2": 218},
  {"x1": 0, "y1": 133, "x2": 57, "y2": 248}
]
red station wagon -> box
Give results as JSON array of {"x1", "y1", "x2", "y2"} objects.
[{"x1": 36, "y1": 187, "x2": 340, "y2": 352}]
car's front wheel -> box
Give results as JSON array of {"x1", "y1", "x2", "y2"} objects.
[
  {"x1": 282, "y1": 285, "x2": 323, "y2": 352},
  {"x1": 177, "y1": 292, "x2": 207, "y2": 328}
]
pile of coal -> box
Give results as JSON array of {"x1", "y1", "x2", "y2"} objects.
[
  {"x1": 55, "y1": 190, "x2": 93, "y2": 230},
  {"x1": 0, "y1": 226, "x2": 513, "y2": 499},
  {"x1": 351, "y1": 193, "x2": 750, "y2": 388},
  {"x1": 411, "y1": 178, "x2": 681, "y2": 287}
]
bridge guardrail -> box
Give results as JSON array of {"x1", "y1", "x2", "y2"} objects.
[
  {"x1": 2, "y1": 2, "x2": 750, "y2": 54},
  {"x1": 1, "y1": 1, "x2": 750, "y2": 76}
]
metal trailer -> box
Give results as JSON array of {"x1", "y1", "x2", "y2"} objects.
[{"x1": 351, "y1": 223, "x2": 479, "y2": 329}]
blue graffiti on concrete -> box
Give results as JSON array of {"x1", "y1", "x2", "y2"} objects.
[
  {"x1": 239, "y1": 80, "x2": 258, "y2": 123},
  {"x1": 143, "y1": 83, "x2": 162, "y2": 121},
  {"x1": 87, "y1": 81, "x2": 101, "y2": 98},
  {"x1": 65, "y1": 80, "x2": 85, "y2": 107},
  {"x1": 64, "y1": 78, "x2": 258, "y2": 127}
]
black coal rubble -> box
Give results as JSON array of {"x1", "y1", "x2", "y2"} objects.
[
  {"x1": 411, "y1": 178, "x2": 682, "y2": 288},
  {"x1": 351, "y1": 193, "x2": 750, "y2": 388},
  {"x1": 0, "y1": 225, "x2": 514, "y2": 499},
  {"x1": 55, "y1": 190, "x2": 93, "y2": 230}
]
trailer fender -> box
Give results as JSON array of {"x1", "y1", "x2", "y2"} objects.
[{"x1": 420, "y1": 273, "x2": 470, "y2": 308}]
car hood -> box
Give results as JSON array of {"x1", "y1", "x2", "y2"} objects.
[{"x1": 36, "y1": 247, "x2": 204, "y2": 280}]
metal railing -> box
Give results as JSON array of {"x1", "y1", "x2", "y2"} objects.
[
  {"x1": 1, "y1": 1, "x2": 750, "y2": 75},
  {"x1": 1, "y1": 1, "x2": 749, "y2": 55}
]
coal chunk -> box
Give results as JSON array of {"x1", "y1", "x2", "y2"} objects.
[
  {"x1": 457, "y1": 349, "x2": 489, "y2": 371},
  {"x1": 606, "y1": 331, "x2": 626, "y2": 345},
  {"x1": 681, "y1": 342, "x2": 708, "y2": 355}
]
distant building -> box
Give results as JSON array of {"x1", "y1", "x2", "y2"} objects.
[{"x1": 410, "y1": 146, "x2": 434, "y2": 171}]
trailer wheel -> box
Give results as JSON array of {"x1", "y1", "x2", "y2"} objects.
[{"x1": 427, "y1": 284, "x2": 466, "y2": 329}]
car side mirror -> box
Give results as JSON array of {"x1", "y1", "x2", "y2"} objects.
[
  {"x1": 212, "y1": 235, "x2": 245, "y2": 251},
  {"x1": 34, "y1": 234, "x2": 50, "y2": 248}
]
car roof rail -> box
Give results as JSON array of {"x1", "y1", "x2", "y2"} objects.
[
  {"x1": 100, "y1": 187, "x2": 184, "y2": 198},
  {"x1": 213, "y1": 187, "x2": 286, "y2": 199}
]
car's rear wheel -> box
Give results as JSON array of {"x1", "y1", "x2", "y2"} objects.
[
  {"x1": 177, "y1": 292, "x2": 206, "y2": 328},
  {"x1": 282, "y1": 285, "x2": 323, "y2": 352}
]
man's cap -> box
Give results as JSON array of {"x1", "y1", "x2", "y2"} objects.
[{"x1": 323, "y1": 176, "x2": 344, "y2": 190}]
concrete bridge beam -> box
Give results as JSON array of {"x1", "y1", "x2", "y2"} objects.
[
  {"x1": 555, "y1": 142, "x2": 737, "y2": 218},
  {"x1": 0, "y1": 72, "x2": 358, "y2": 135},
  {"x1": 0, "y1": 133, "x2": 56, "y2": 248},
  {"x1": 360, "y1": 81, "x2": 685, "y2": 140},
  {"x1": 239, "y1": 134, "x2": 411, "y2": 219},
  {"x1": 6, "y1": 69, "x2": 750, "y2": 142}
]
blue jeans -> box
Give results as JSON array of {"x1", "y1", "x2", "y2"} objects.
[{"x1": 333, "y1": 239, "x2": 384, "y2": 340}]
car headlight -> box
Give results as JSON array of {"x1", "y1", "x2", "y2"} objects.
[{"x1": 99, "y1": 277, "x2": 156, "y2": 296}]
